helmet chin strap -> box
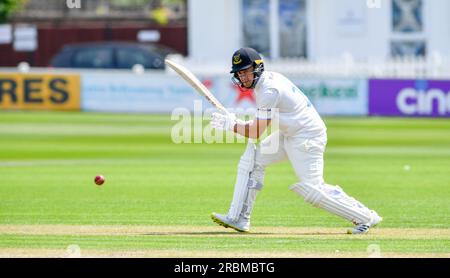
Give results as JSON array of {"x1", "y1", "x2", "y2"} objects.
[
  {"x1": 246, "y1": 79, "x2": 258, "y2": 89},
  {"x1": 246, "y1": 72, "x2": 262, "y2": 89},
  {"x1": 248, "y1": 63, "x2": 264, "y2": 88}
]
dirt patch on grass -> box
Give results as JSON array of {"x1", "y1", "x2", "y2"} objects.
[
  {"x1": 0, "y1": 225, "x2": 448, "y2": 258},
  {"x1": 0, "y1": 225, "x2": 449, "y2": 239}
]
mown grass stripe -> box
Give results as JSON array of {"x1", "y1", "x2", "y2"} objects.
[{"x1": 0, "y1": 234, "x2": 448, "y2": 253}]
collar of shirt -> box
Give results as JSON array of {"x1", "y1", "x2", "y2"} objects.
[{"x1": 254, "y1": 71, "x2": 268, "y2": 92}]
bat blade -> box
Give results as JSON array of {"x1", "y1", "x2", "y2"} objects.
[{"x1": 165, "y1": 59, "x2": 228, "y2": 114}]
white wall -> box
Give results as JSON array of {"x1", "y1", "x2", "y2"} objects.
[
  {"x1": 308, "y1": 0, "x2": 450, "y2": 61},
  {"x1": 188, "y1": 0, "x2": 450, "y2": 62},
  {"x1": 308, "y1": 0, "x2": 390, "y2": 61},
  {"x1": 426, "y1": 0, "x2": 450, "y2": 58},
  {"x1": 188, "y1": 0, "x2": 242, "y2": 62}
]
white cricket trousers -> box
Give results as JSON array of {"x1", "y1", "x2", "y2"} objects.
[
  {"x1": 256, "y1": 130, "x2": 327, "y2": 187},
  {"x1": 254, "y1": 130, "x2": 375, "y2": 225}
]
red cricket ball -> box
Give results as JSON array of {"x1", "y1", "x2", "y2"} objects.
[{"x1": 95, "y1": 175, "x2": 105, "y2": 186}]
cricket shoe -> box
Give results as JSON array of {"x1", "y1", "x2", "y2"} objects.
[
  {"x1": 347, "y1": 210, "x2": 383, "y2": 234},
  {"x1": 211, "y1": 213, "x2": 250, "y2": 233}
]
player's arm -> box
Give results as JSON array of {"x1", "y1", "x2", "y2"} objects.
[
  {"x1": 210, "y1": 89, "x2": 278, "y2": 138},
  {"x1": 210, "y1": 113, "x2": 271, "y2": 139},
  {"x1": 233, "y1": 118, "x2": 271, "y2": 139},
  {"x1": 234, "y1": 88, "x2": 278, "y2": 139}
]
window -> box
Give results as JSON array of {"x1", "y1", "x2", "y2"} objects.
[
  {"x1": 242, "y1": 0, "x2": 271, "y2": 58},
  {"x1": 116, "y1": 48, "x2": 152, "y2": 69},
  {"x1": 392, "y1": 0, "x2": 423, "y2": 33},
  {"x1": 242, "y1": 0, "x2": 307, "y2": 59},
  {"x1": 279, "y1": 0, "x2": 307, "y2": 58},
  {"x1": 391, "y1": 40, "x2": 426, "y2": 57},
  {"x1": 73, "y1": 48, "x2": 113, "y2": 68},
  {"x1": 391, "y1": 0, "x2": 425, "y2": 57}
]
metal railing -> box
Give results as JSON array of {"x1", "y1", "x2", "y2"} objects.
[{"x1": 166, "y1": 53, "x2": 450, "y2": 79}]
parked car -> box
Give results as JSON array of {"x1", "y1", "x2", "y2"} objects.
[{"x1": 50, "y1": 41, "x2": 180, "y2": 70}]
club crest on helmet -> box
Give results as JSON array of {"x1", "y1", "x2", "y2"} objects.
[{"x1": 233, "y1": 54, "x2": 242, "y2": 65}]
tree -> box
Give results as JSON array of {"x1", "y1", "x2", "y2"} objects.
[{"x1": 0, "y1": 0, "x2": 25, "y2": 23}]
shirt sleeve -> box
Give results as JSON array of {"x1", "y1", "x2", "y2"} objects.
[{"x1": 256, "y1": 88, "x2": 279, "y2": 120}]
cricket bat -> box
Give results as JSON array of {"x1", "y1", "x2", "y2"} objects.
[{"x1": 165, "y1": 59, "x2": 229, "y2": 114}]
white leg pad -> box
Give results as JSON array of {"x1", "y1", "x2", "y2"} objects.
[
  {"x1": 290, "y1": 182, "x2": 372, "y2": 224},
  {"x1": 227, "y1": 141, "x2": 256, "y2": 222}
]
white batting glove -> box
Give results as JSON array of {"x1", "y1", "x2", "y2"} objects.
[{"x1": 211, "y1": 112, "x2": 237, "y2": 131}]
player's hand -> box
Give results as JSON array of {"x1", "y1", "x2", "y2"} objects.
[{"x1": 211, "y1": 112, "x2": 237, "y2": 131}]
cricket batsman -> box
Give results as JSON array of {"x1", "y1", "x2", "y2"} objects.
[{"x1": 210, "y1": 47, "x2": 382, "y2": 234}]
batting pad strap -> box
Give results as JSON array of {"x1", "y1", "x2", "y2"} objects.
[
  {"x1": 240, "y1": 164, "x2": 265, "y2": 221},
  {"x1": 241, "y1": 187, "x2": 260, "y2": 221},
  {"x1": 289, "y1": 183, "x2": 372, "y2": 224},
  {"x1": 228, "y1": 141, "x2": 257, "y2": 222}
]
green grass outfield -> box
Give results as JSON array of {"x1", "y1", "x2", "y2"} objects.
[{"x1": 0, "y1": 111, "x2": 449, "y2": 257}]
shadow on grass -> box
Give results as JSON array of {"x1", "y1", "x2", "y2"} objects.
[{"x1": 141, "y1": 231, "x2": 346, "y2": 236}]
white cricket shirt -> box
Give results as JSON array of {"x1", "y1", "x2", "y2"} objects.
[{"x1": 254, "y1": 71, "x2": 326, "y2": 138}]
